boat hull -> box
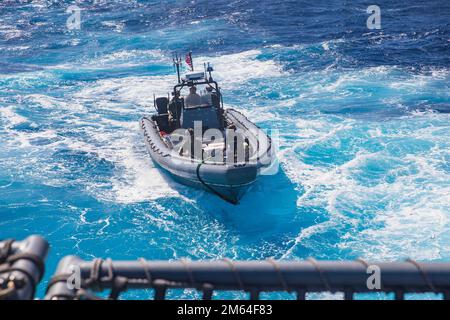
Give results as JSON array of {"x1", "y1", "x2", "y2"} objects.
[{"x1": 167, "y1": 168, "x2": 254, "y2": 204}]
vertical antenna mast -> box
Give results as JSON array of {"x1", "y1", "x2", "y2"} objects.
[
  {"x1": 207, "y1": 62, "x2": 214, "y2": 81},
  {"x1": 173, "y1": 53, "x2": 182, "y2": 84}
]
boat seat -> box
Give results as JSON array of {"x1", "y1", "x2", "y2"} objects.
[
  {"x1": 152, "y1": 114, "x2": 170, "y2": 133},
  {"x1": 156, "y1": 97, "x2": 169, "y2": 114}
]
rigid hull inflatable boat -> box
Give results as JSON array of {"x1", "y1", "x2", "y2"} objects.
[{"x1": 140, "y1": 54, "x2": 273, "y2": 203}]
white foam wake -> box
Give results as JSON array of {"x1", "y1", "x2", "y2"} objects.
[{"x1": 280, "y1": 114, "x2": 450, "y2": 260}]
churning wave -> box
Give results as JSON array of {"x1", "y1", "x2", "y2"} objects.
[{"x1": 0, "y1": 0, "x2": 449, "y2": 299}]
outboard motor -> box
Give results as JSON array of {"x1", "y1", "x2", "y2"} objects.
[{"x1": 0, "y1": 236, "x2": 49, "y2": 300}]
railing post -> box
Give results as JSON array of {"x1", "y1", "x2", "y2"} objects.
[
  {"x1": 394, "y1": 290, "x2": 404, "y2": 300},
  {"x1": 153, "y1": 279, "x2": 168, "y2": 300},
  {"x1": 344, "y1": 290, "x2": 353, "y2": 300},
  {"x1": 296, "y1": 289, "x2": 306, "y2": 300}
]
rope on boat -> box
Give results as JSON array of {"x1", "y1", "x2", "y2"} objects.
[
  {"x1": 196, "y1": 160, "x2": 238, "y2": 205},
  {"x1": 142, "y1": 116, "x2": 241, "y2": 204}
]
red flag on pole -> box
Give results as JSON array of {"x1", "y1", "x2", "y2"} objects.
[{"x1": 185, "y1": 53, "x2": 193, "y2": 71}]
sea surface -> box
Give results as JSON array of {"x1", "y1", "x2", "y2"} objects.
[{"x1": 0, "y1": 0, "x2": 449, "y2": 299}]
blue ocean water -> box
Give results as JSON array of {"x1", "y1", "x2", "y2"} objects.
[{"x1": 0, "y1": 0, "x2": 449, "y2": 299}]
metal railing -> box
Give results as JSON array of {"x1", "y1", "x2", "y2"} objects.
[
  {"x1": 2, "y1": 235, "x2": 449, "y2": 300},
  {"x1": 45, "y1": 256, "x2": 450, "y2": 300},
  {"x1": 0, "y1": 236, "x2": 49, "y2": 300}
]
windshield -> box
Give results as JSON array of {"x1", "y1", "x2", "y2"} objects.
[
  {"x1": 184, "y1": 86, "x2": 215, "y2": 108},
  {"x1": 175, "y1": 83, "x2": 219, "y2": 109}
]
